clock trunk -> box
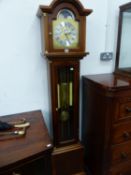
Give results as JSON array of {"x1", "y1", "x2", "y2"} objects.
[{"x1": 50, "y1": 60, "x2": 79, "y2": 147}]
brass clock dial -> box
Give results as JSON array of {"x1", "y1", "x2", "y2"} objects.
[{"x1": 52, "y1": 9, "x2": 79, "y2": 49}]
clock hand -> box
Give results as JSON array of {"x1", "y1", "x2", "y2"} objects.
[
  {"x1": 60, "y1": 21, "x2": 65, "y2": 27},
  {"x1": 64, "y1": 33, "x2": 71, "y2": 45},
  {"x1": 64, "y1": 31, "x2": 71, "y2": 35},
  {"x1": 60, "y1": 22, "x2": 71, "y2": 34}
]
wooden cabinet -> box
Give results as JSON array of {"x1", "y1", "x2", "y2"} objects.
[
  {"x1": 82, "y1": 73, "x2": 131, "y2": 175},
  {"x1": 0, "y1": 110, "x2": 53, "y2": 175},
  {"x1": 3, "y1": 158, "x2": 50, "y2": 175}
]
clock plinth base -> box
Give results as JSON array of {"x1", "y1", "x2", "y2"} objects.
[{"x1": 52, "y1": 143, "x2": 85, "y2": 175}]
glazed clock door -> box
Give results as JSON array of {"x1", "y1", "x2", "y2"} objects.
[{"x1": 50, "y1": 61, "x2": 79, "y2": 147}]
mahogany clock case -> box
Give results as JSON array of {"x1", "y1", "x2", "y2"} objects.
[
  {"x1": 37, "y1": 0, "x2": 92, "y2": 174},
  {"x1": 37, "y1": 0, "x2": 92, "y2": 60},
  {"x1": 37, "y1": 0, "x2": 92, "y2": 148}
]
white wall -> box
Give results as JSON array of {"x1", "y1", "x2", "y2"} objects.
[
  {"x1": 80, "y1": 0, "x2": 113, "y2": 75},
  {"x1": 0, "y1": 0, "x2": 52, "y2": 129},
  {"x1": 0, "y1": 0, "x2": 128, "y2": 132}
]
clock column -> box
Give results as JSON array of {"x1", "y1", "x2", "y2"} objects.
[{"x1": 37, "y1": 0, "x2": 92, "y2": 174}]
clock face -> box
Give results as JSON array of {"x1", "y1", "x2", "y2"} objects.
[{"x1": 52, "y1": 9, "x2": 79, "y2": 49}]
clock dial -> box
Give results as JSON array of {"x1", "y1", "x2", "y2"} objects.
[
  {"x1": 53, "y1": 19, "x2": 79, "y2": 49},
  {"x1": 52, "y1": 9, "x2": 79, "y2": 49}
]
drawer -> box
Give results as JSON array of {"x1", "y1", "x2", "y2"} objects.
[
  {"x1": 111, "y1": 141, "x2": 131, "y2": 165},
  {"x1": 109, "y1": 160, "x2": 131, "y2": 175},
  {"x1": 115, "y1": 97, "x2": 131, "y2": 121},
  {"x1": 0, "y1": 158, "x2": 47, "y2": 175},
  {"x1": 112, "y1": 121, "x2": 131, "y2": 144}
]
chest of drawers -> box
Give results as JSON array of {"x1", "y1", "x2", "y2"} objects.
[
  {"x1": 82, "y1": 73, "x2": 131, "y2": 175},
  {"x1": 0, "y1": 110, "x2": 53, "y2": 175}
]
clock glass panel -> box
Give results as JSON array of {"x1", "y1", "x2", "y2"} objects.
[
  {"x1": 57, "y1": 66, "x2": 74, "y2": 142},
  {"x1": 52, "y1": 9, "x2": 79, "y2": 49}
]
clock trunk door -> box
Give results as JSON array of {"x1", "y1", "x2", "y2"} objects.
[{"x1": 50, "y1": 61, "x2": 79, "y2": 147}]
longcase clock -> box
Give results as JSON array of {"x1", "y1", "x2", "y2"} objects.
[{"x1": 37, "y1": 0, "x2": 92, "y2": 174}]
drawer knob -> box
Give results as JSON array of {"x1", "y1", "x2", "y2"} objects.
[
  {"x1": 12, "y1": 172, "x2": 21, "y2": 175},
  {"x1": 123, "y1": 131, "x2": 130, "y2": 139},
  {"x1": 120, "y1": 152, "x2": 128, "y2": 159},
  {"x1": 125, "y1": 107, "x2": 131, "y2": 113}
]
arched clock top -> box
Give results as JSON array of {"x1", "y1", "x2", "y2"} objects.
[
  {"x1": 37, "y1": 0, "x2": 92, "y2": 60},
  {"x1": 37, "y1": 0, "x2": 92, "y2": 17}
]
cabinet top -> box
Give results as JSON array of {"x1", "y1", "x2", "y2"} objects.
[
  {"x1": 0, "y1": 110, "x2": 53, "y2": 172},
  {"x1": 83, "y1": 73, "x2": 131, "y2": 91}
]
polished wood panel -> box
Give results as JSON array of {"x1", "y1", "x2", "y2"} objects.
[
  {"x1": 112, "y1": 120, "x2": 131, "y2": 144},
  {"x1": 0, "y1": 110, "x2": 53, "y2": 175},
  {"x1": 111, "y1": 141, "x2": 131, "y2": 165},
  {"x1": 109, "y1": 160, "x2": 131, "y2": 175},
  {"x1": 82, "y1": 73, "x2": 131, "y2": 175},
  {"x1": 119, "y1": 101, "x2": 131, "y2": 119},
  {"x1": 52, "y1": 143, "x2": 85, "y2": 175}
]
